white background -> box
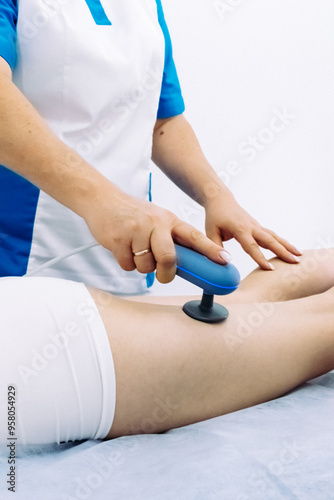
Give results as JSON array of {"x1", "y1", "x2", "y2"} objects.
[{"x1": 151, "y1": 0, "x2": 334, "y2": 295}]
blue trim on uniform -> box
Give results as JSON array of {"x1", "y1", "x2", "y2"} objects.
[
  {"x1": 0, "y1": 1, "x2": 182, "y2": 115},
  {"x1": 155, "y1": 0, "x2": 185, "y2": 119},
  {"x1": 146, "y1": 272, "x2": 155, "y2": 288},
  {"x1": 148, "y1": 171, "x2": 153, "y2": 203},
  {"x1": 0, "y1": 167, "x2": 39, "y2": 277},
  {"x1": 146, "y1": 171, "x2": 155, "y2": 287},
  {"x1": 84, "y1": 0, "x2": 112, "y2": 26},
  {"x1": 0, "y1": 0, "x2": 18, "y2": 68}
]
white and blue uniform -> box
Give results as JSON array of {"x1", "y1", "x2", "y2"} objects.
[{"x1": 0, "y1": 0, "x2": 185, "y2": 294}]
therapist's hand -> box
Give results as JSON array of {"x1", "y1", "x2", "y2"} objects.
[
  {"x1": 84, "y1": 189, "x2": 229, "y2": 284},
  {"x1": 152, "y1": 115, "x2": 302, "y2": 273},
  {"x1": 205, "y1": 194, "x2": 302, "y2": 270}
]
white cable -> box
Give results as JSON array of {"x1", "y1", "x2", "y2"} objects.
[{"x1": 25, "y1": 241, "x2": 99, "y2": 277}]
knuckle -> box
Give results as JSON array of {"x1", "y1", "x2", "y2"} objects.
[
  {"x1": 136, "y1": 267, "x2": 152, "y2": 275},
  {"x1": 126, "y1": 218, "x2": 140, "y2": 233},
  {"x1": 136, "y1": 262, "x2": 156, "y2": 274},
  {"x1": 109, "y1": 230, "x2": 128, "y2": 247},
  {"x1": 160, "y1": 212, "x2": 177, "y2": 228},
  {"x1": 244, "y1": 241, "x2": 259, "y2": 253},
  {"x1": 119, "y1": 260, "x2": 136, "y2": 272},
  {"x1": 190, "y1": 228, "x2": 204, "y2": 243},
  {"x1": 263, "y1": 227, "x2": 277, "y2": 237},
  {"x1": 111, "y1": 236, "x2": 124, "y2": 248},
  {"x1": 234, "y1": 223, "x2": 249, "y2": 237},
  {"x1": 114, "y1": 250, "x2": 136, "y2": 272},
  {"x1": 146, "y1": 263, "x2": 156, "y2": 274},
  {"x1": 162, "y1": 207, "x2": 176, "y2": 219},
  {"x1": 263, "y1": 236, "x2": 276, "y2": 247},
  {"x1": 157, "y1": 252, "x2": 176, "y2": 268}
]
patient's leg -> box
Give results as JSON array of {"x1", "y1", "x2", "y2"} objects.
[
  {"x1": 235, "y1": 247, "x2": 334, "y2": 303},
  {"x1": 129, "y1": 248, "x2": 334, "y2": 307},
  {"x1": 88, "y1": 287, "x2": 334, "y2": 439}
]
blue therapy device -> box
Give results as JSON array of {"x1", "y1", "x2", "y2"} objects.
[{"x1": 175, "y1": 244, "x2": 240, "y2": 323}]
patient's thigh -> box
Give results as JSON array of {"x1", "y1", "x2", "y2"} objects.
[{"x1": 88, "y1": 288, "x2": 334, "y2": 439}]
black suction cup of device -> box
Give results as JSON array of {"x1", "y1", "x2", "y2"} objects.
[{"x1": 182, "y1": 292, "x2": 229, "y2": 324}]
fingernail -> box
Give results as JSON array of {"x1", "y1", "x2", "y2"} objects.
[
  {"x1": 291, "y1": 255, "x2": 301, "y2": 263},
  {"x1": 268, "y1": 262, "x2": 275, "y2": 270},
  {"x1": 219, "y1": 250, "x2": 232, "y2": 263},
  {"x1": 294, "y1": 247, "x2": 303, "y2": 255}
]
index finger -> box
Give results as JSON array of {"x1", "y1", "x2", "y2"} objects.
[
  {"x1": 262, "y1": 228, "x2": 302, "y2": 257},
  {"x1": 235, "y1": 233, "x2": 275, "y2": 270},
  {"x1": 255, "y1": 229, "x2": 301, "y2": 264},
  {"x1": 172, "y1": 222, "x2": 230, "y2": 265}
]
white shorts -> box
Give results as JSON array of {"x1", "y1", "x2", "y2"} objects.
[{"x1": 0, "y1": 277, "x2": 116, "y2": 445}]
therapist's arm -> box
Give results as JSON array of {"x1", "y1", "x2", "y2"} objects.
[
  {"x1": 0, "y1": 58, "x2": 229, "y2": 283},
  {"x1": 152, "y1": 114, "x2": 302, "y2": 270}
]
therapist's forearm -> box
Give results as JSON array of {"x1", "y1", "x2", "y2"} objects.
[
  {"x1": 0, "y1": 60, "x2": 120, "y2": 219},
  {"x1": 0, "y1": 59, "x2": 232, "y2": 277},
  {"x1": 152, "y1": 114, "x2": 234, "y2": 207}
]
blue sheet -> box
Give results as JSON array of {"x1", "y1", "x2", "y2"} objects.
[{"x1": 1, "y1": 371, "x2": 333, "y2": 499}]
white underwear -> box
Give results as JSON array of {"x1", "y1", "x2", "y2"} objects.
[{"x1": 0, "y1": 277, "x2": 116, "y2": 445}]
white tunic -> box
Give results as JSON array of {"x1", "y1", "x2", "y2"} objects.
[{"x1": 0, "y1": 0, "x2": 184, "y2": 293}]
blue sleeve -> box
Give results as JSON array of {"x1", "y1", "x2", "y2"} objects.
[
  {"x1": 0, "y1": 0, "x2": 17, "y2": 68},
  {"x1": 155, "y1": 0, "x2": 185, "y2": 119}
]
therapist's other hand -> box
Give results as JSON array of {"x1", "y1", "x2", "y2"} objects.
[
  {"x1": 205, "y1": 195, "x2": 302, "y2": 271},
  {"x1": 84, "y1": 191, "x2": 229, "y2": 284}
]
